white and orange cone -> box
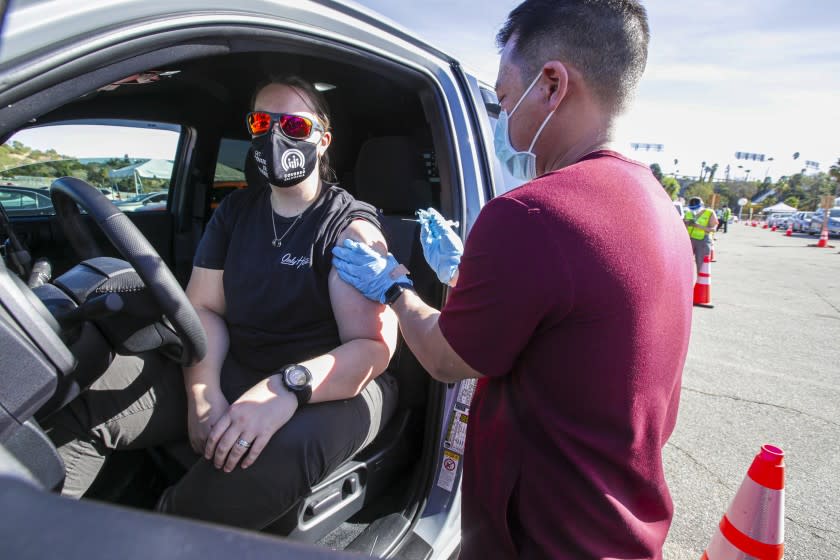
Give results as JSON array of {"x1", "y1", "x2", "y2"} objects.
[
  {"x1": 701, "y1": 444, "x2": 785, "y2": 560},
  {"x1": 693, "y1": 255, "x2": 714, "y2": 308},
  {"x1": 785, "y1": 224, "x2": 793, "y2": 236},
  {"x1": 817, "y1": 229, "x2": 829, "y2": 248}
]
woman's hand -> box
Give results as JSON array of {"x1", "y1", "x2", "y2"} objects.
[
  {"x1": 186, "y1": 387, "x2": 230, "y2": 454},
  {"x1": 204, "y1": 375, "x2": 298, "y2": 472}
]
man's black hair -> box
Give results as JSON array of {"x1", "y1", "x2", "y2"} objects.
[{"x1": 497, "y1": 0, "x2": 650, "y2": 114}]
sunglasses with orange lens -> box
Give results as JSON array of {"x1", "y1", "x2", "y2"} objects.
[{"x1": 245, "y1": 111, "x2": 324, "y2": 139}]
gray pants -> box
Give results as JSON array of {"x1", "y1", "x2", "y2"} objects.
[
  {"x1": 46, "y1": 351, "x2": 397, "y2": 530},
  {"x1": 691, "y1": 237, "x2": 712, "y2": 273}
]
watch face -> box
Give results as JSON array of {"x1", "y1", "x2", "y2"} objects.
[{"x1": 286, "y1": 366, "x2": 309, "y2": 388}]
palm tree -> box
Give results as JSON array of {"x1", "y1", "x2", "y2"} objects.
[
  {"x1": 830, "y1": 158, "x2": 840, "y2": 195},
  {"x1": 708, "y1": 163, "x2": 719, "y2": 183}
]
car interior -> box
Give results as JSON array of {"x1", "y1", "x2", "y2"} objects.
[{"x1": 0, "y1": 30, "x2": 462, "y2": 557}]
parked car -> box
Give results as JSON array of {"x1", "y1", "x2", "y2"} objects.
[
  {"x1": 0, "y1": 2, "x2": 509, "y2": 559},
  {"x1": 113, "y1": 191, "x2": 168, "y2": 211},
  {"x1": 792, "y1": 211, "x2": 814, "y2": 232},
  {"x1": 766, "y1": 213, "x2": 794, "y2": 228},
  {"x1": 808, "y1": 208, "x2": 840, "y2": 236},
  {"x1": 0, "y1": 184, "x2": 54, "y2": 216},
  {"x1": 780, "y1": 214, "x2": 796, "y2": 230}
]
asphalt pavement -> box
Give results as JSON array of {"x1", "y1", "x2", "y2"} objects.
[{"x1": 662, "y1": 223, "x2": 840, "y2": 559}]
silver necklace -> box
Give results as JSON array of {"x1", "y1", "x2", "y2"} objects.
[{"x1": 270, "y1": 200, "x2": 303, "y2": 248}]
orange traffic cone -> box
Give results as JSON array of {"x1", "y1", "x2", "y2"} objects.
[
  {"x1": 693, "y1": 255, "x2": 713, "y2": 308},
  {"x1": 771, "y1": 225, "x2": 778, "y2": 232},
  {"x1": 701, "y1": 444, "x2": 785, "y2": 560},
  {"x1": 710, "y1": 244, "x2": 717, "y2": 263},
  {"x1": 817, "y1": 229, "x2": 828, "y2": 248},
  {"x1": 762, "y1": 223, "x2": 769, "y2": 229},
  {"x1": 785, "y1": 224, "x2": 793, "y2": 236},
  {"x1": 752, "y1": 222, "x2": 757, "y2": 227}
]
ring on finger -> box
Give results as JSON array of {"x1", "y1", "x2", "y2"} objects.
[{"x1": 236, "y1": 438, "x2": 251, "y2": 449}]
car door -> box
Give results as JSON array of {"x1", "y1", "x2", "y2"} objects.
[{"x1": 0, "y1": 121, "x2": 180, "y2": 277}]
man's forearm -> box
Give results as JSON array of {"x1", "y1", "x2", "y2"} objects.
[{"x1": 391, "y1": 290, "x2": 480, "y2": 383}]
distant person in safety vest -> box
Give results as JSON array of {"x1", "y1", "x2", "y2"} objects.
[
  {"x1": 717, "y1": 206, "x2": 731, "y2": 233},
  {"x1": 685, "y1": 197, "x2": 719, "y2": 272}
]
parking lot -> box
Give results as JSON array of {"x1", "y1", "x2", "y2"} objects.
[{"x1": 662, "y1": 224, "x2": 840, "y2": 559}]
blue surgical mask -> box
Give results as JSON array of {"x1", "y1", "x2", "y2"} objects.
[{"x1": 494, "y1": 71, "x2": 559, "y2": 181}]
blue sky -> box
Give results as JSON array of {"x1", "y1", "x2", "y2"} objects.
[{"x1": 355, "y1": 0, "x2": 840, "y2": 180}]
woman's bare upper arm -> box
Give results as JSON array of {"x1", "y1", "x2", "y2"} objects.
[
  {"x1": 328, "y1": 220, "x2": 398, "y2": 348},
  {"x1": 186, "y1": 266, "x2": 226, "y2": 316}
]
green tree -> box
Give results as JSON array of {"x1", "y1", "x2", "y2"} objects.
[
  {"x1": 708, "y1": 163, "x2": 719, "y2": 183},
  {"x1": 830, "y1": 158, "x2": 840, "y2": 191},
  {"x1": 684, "y1": 181, "x2": 714, "y2": 203},
  {"x1": 650, "y1": 163, "x2": 663, "y2": 182},
  {"x1": 661, "y1": 176, "x2": 680, "y2": 200},
  {"x1": 784, "y1": 196, "x2": 800, "y2": 208}
]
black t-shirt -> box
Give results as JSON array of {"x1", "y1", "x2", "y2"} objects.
[{"x1": 193, "y1": 184, "x2": 380, "y2": 373}]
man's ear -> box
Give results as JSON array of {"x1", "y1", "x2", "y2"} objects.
[{"x1": 541, "y1": 61, "x2": 569, "y2": 111}]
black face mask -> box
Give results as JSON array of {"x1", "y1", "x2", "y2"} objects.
[{"x1": 252, "y1": 131, "x2": 318, "y2": 188}]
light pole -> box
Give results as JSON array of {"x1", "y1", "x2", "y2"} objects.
[{"x1": 745, "y1": 169, "x2": 752, "y2": 182}]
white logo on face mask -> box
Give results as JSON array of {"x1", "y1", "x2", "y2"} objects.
[{"x1": 281, "y1": 149, "x2": 306, "y2": 172}]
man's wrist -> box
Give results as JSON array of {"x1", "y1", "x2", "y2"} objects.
[{"x1": 383, "y1": 282, "x2": 415, "y2": 306}]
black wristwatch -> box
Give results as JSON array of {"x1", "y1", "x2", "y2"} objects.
[
  {"x1": 279, "y1": 364, "x2": 313, "y2": 406},
  {"x1": 383, "y1": 282, "x2": 415, "y2": 306}
]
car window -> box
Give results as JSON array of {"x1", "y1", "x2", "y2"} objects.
[
  {"x1": 830, "y1": 209, "x2": 840, "y2": 218},
  {"x1": 211, "y1": 138, "x2": 249, "y2": 209},
  {"x1": 0, "y1": 187, "x2": 52, "y2": 214},
  {"x1": 0, "y1": 122, "x2": 181, "y2": 216}
]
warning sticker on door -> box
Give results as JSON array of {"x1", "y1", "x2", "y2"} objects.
[
  {"x1": 456, "y1": 379, "x2": 477, "y2": 410},
  {"x1": 444, "y1": 411, "x2": 469, "y2": 455},
  {"x1": 437, "y1": 450, "x2": 460, "y2": 492}
]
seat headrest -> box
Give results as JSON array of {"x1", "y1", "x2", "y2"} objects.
[{"x1": 354, "y1": 136, "x2": 433, "y2": 213}]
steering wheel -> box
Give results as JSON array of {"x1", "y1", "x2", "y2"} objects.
[{"x1": 50, "y1": 177, "x2": 207, "y2": 365}]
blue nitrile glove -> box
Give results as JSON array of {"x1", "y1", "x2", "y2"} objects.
[
  {"x1": 416, "y1": 208, "x2": 464, "y2": 285},
  {"x1": 331, "y1": 239, "x2": 412, "y2": 304}
]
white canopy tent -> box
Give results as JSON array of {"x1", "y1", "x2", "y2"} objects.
[
  {"x1": 109, "y1": 159, "x2": 173, "y2": 194},
  {"x1": 762, "y1": 202, "x2": 797, "y2": 214}
]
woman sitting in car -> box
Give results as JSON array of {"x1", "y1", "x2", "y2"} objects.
[{"x1": 48, "y1": 76, "x2": 399, "y2": 530}]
